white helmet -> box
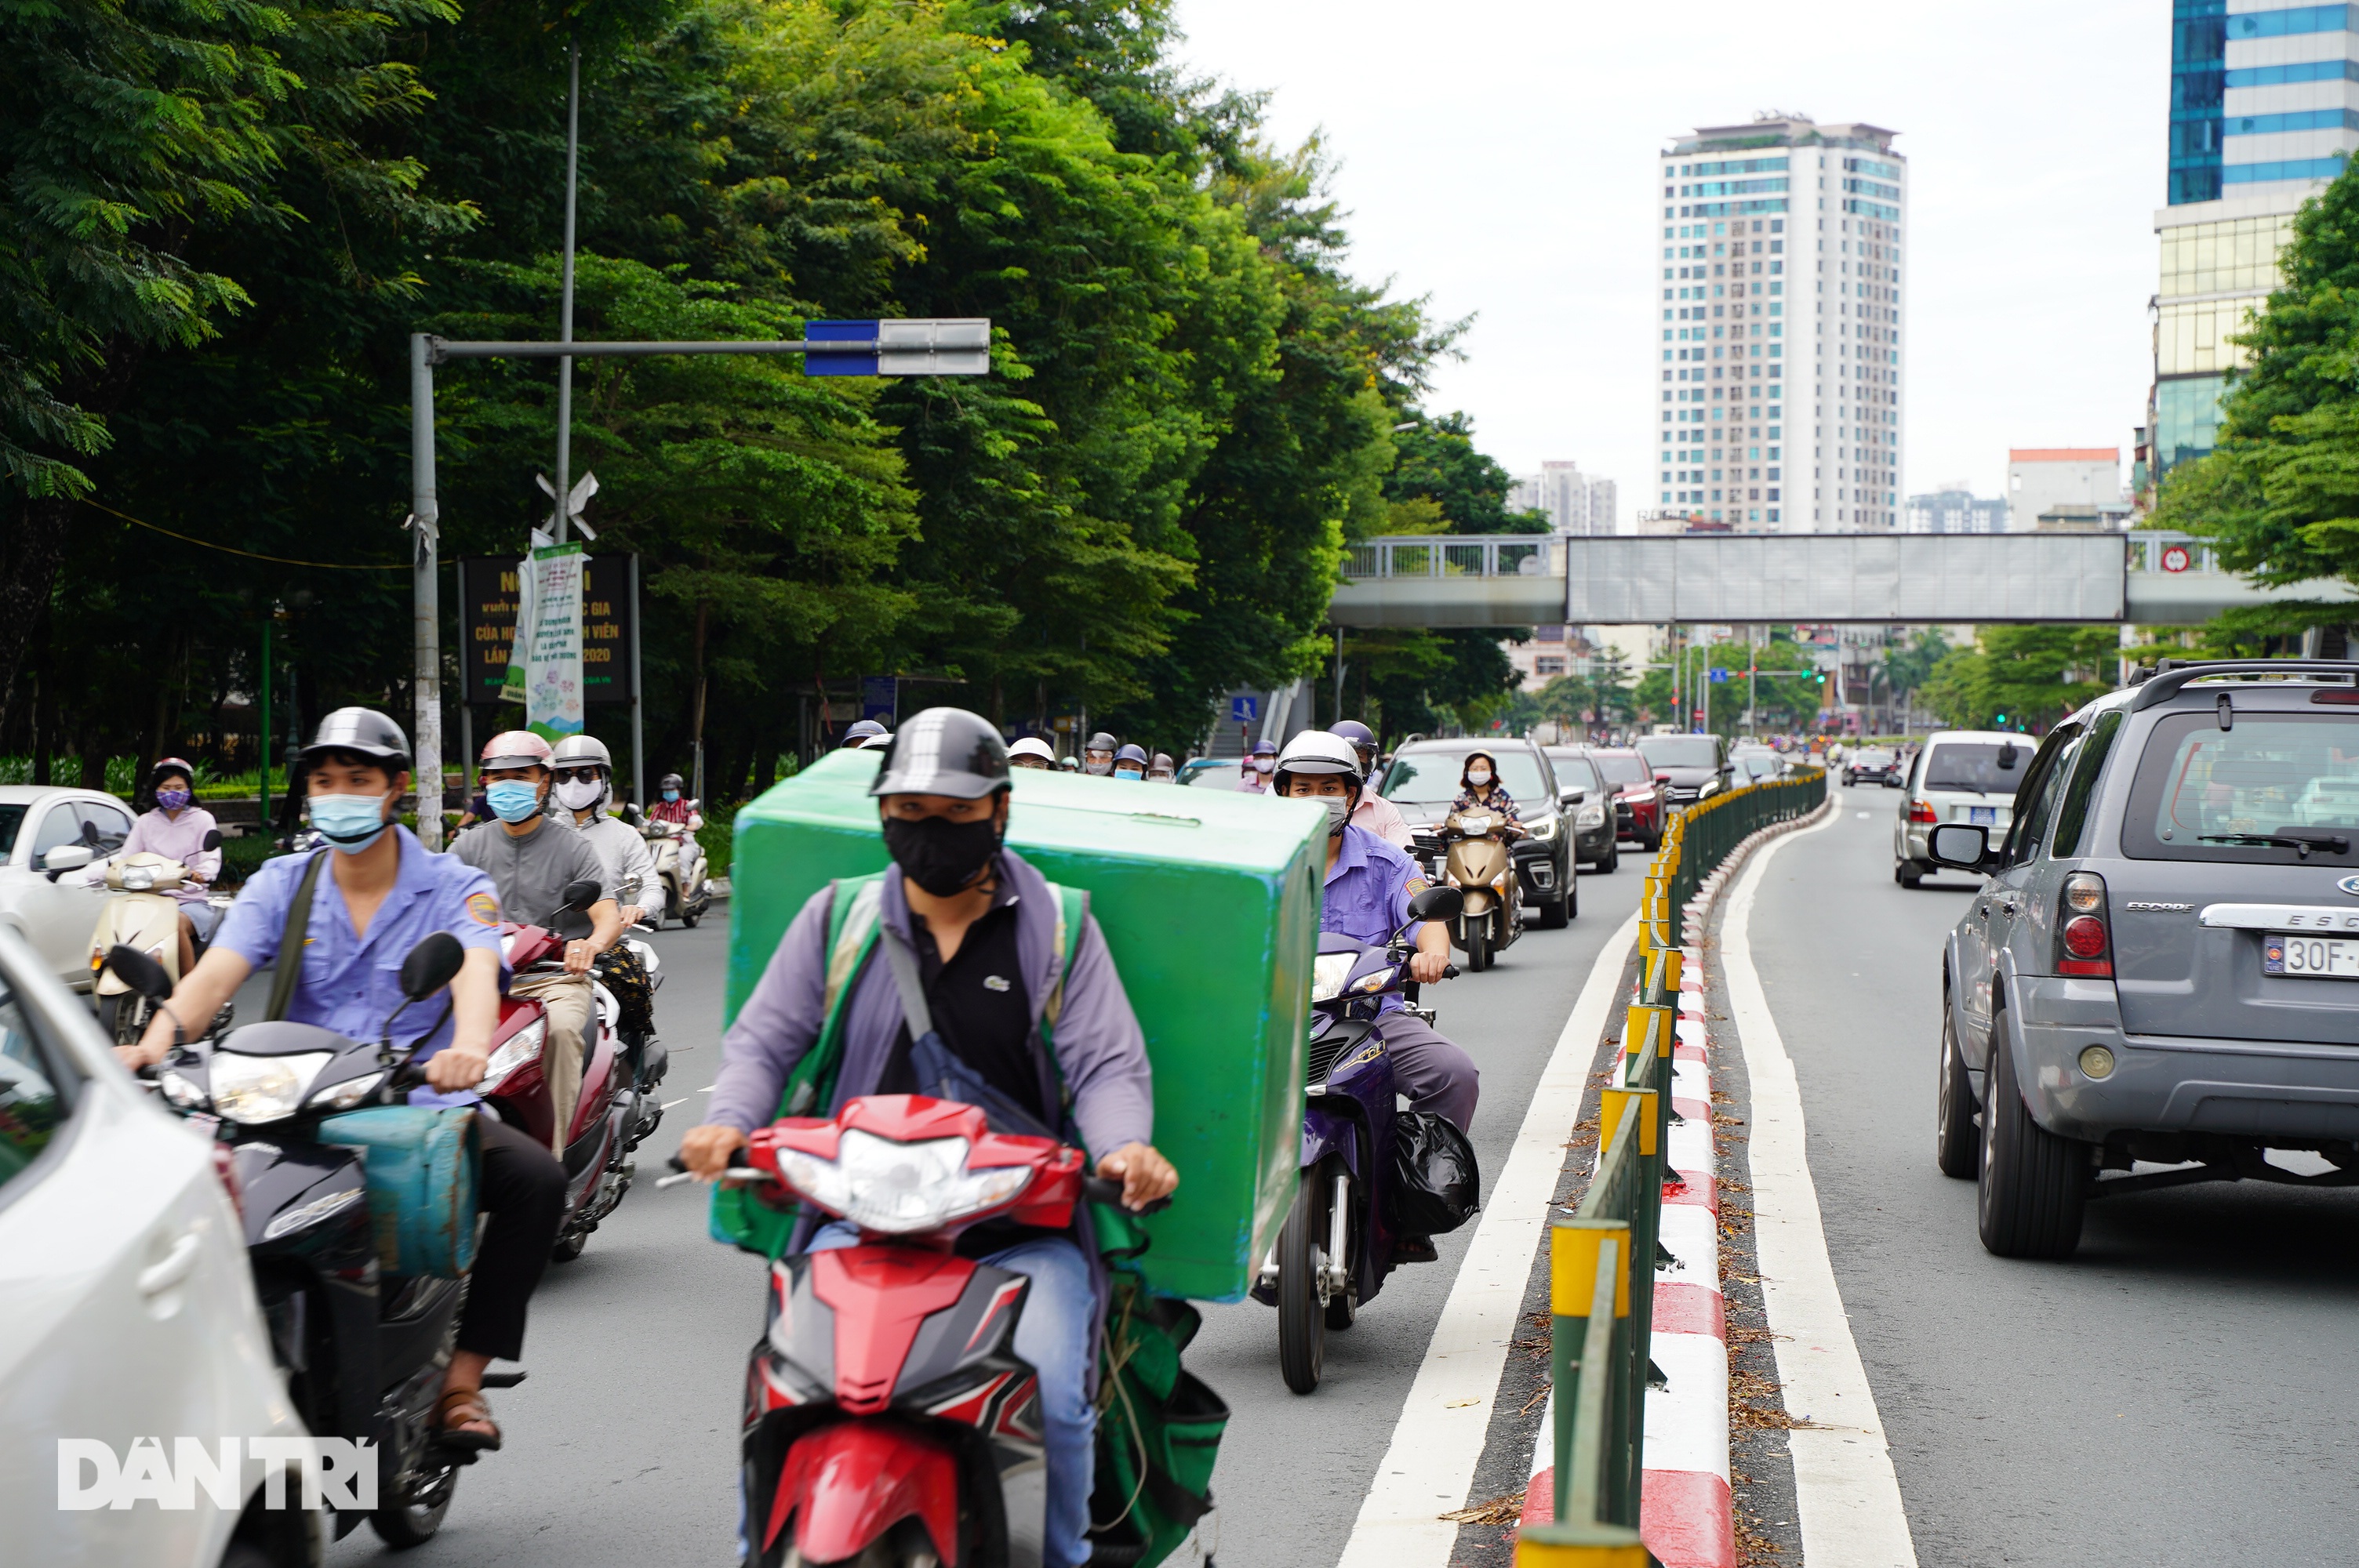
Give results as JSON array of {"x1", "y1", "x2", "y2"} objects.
[
  {"x1": 1273, "y1": 729, "x2": 1365, "y2": 790},
  {"x1": 1009, "y1": 737, "x2": 1057, "y2": 764}
]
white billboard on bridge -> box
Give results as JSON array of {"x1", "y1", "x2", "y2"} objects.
[{"x1": 1564, "y1": 534, "x2": 2126, "y2": 624}]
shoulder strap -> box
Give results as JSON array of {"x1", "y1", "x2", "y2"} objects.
[
  {"x1": 1040, "y1": 882, "x2": 1089, "y2": 1037},
  {"x1": 776, "y1": 874, "x2": 886, "y2": 1117},
  {"x1": 265, "y1": 851, "x2": 332, "y2": 1024}
]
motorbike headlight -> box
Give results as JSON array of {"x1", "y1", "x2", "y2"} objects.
[
  {"x1": 1460, "y1": 814, "x2": 1495, "y2": 833},
  {"x1": 1576, "y1": 804, "x2": 1606, "y2": 829},
  {"x1": 481, "y1": 1018, "x2": 547, "y2": 1093},
  {"x1": 122, "y1": 868, "x2": 156, "y2": 891},
  {"x1": 1310, "y1": 952, "x2": 1360, "y2": 1003},
  {"x1": 158, "y1": 1069, "x2": 209, "y2": 1112},
  {"x1": 308, "y1": 1069, "x2": 385, "y2": 1112},
  {"x1": 772, "y1": 1130, "x2": 1034, "y2": 1235},
  {"x1": 209, "y1": 1051, "x2": 333, "y2": 1126}
]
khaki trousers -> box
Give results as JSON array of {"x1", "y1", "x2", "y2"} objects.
[{"x1": 511, "y1": 970, "x2": 594, "y2": 1152}]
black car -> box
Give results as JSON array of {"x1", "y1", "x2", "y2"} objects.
[
  {"x1": 1843, "y1": 747, "x2": 1902, "y2": 787},
  {"x1": 1543, "y1": 748, "x2": 1620, "y2": 873},
  {"x1": 1636, "y1": 733, "x2": 1733, "y2": 807},
  {"x1": 1376, "y1": 738, "x2": 1576, "y2": 927}
]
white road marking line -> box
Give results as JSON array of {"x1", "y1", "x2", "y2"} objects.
[
  {"x1": 1856, "y1": 811, "x2": 1870, "y2": 819},
  {"x1": 1336, "y1": 906, "x2": 1642, "y2": 1568},
  {"x1": 1722, "y1": 807, "x2": 1921, "y2": 1568}
]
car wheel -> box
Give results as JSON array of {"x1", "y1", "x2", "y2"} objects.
[
  {"x1": 1594, "y1": 843, "x2": 1617, "y2": 875},
  {"x1": 1896, "y1": 861, "x2": 1922, "y2": 889},
  {"x1": 1536, "y1": 893, "x2": 1570, "y2": 930},
  {"x1": 1935, "y1": 1000, "x2": 1978, "y2": 1178},
  {"x1": 1976, "y1": 1008, "x2": 2086, "y2": 1258}
]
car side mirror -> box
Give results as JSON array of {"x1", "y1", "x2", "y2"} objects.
[
  {"x1": 1926, "y1": 822, "x2": 1990, "y2": 871},
  {"x1": 105, "y1": 944, "x2": 173, "y2": 1003},
  {"x1": 1560, "y1": 786, "x2": 1586, "y2": 804},
  {"x1": 1408, "y1": 885, "x2": 1463, "y2": 924},
  {"x1": 42, "y1": 844, "x2": 93, "y2": 878},
  {"x1": 201, "y1": 829, "x2": 224, "y2": 851},
  {"x1": 400, "y1": 933, "x2": 466, "y2": 1000}
]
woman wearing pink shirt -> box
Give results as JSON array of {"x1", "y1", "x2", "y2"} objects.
[{"x1": 115, "y1": 757, "x2": 225, "y2": 971}]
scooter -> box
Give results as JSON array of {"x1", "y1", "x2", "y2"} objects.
[
  {"x1": 1256, "y1": 886, "x2": 1467, "y2": 1394},
  {"x1": 86, "y1": 829, "x2": 226, "y2": 1045},
  {"x1": 109, "y1": 935, "x2": 495, "y2": 1549},
  {"x1": 1440, "y1": 808, "x2": 1521, "y2": 972},
  {"x1": 478, "y1": 880, "x2": 650, "y2": 1262},
  {"x1": 689, "y1": 1095, "x2": 1159, "y2": 1568},
  {"x1": 640, "y1": 811, "x2": 712, "y2": 928}
]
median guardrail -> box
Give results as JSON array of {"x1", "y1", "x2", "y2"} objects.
[{"x1": 1517, "y1": 764, "x2": 1826, "y2": 1566}]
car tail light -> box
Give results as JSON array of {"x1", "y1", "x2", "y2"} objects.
[
  {"x1": 209, "y1": 1142, "x2": 244, "y2": 1224},
  {"x1": 2056, "y1": 871, "x2": 2111, "y2": 977},
  {"x1": 1907, "y1": 800, "x2": 1937, "y2": 824}
]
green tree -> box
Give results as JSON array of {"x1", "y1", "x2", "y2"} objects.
[{"x1": 1921, "y1": 626, "x2": 2117, "y2": 732}]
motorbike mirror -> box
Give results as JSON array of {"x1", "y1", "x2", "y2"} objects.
[
  {"x1": 554, "y1": 878, "x2": 602, "y2": 913},
  {"x1": 399, "y1": 932, "x2": 466, "y2": 1001},
  {"x1": 201, "y1": 828, "x2": 224, "y2": 851},
  {"x1": 104, "y1": 944, "x2": 173, "y2": 1004},
  {"x1": 1407, "y1": 885, "x2": 1463, "y2": 924}
]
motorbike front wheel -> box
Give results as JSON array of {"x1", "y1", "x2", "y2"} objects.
[
  {"x1": 1463, "y1": 922, "x2": 1493, "y2": 973},
  {"x1": 96, "y1": 992, "x2": 146, "y2": 1047},
  {"x1": 369, "y1": 1457, "x2": 460, "y2": 1547},
  {"x1": 1277, "y1": 1182, "x2": 1327, "y2": 1394}
]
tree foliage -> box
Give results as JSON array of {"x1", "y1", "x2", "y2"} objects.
[{"x1": 1920, "y1": 626, "x2": 2118, "y2": 733}]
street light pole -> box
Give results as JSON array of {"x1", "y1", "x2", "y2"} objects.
[
  {"x1": 553, "y1": 31, "x2": 580, "y2": 546},
  {"x1": 409, "y1": 334, "x2": 443, "y2": 850}
]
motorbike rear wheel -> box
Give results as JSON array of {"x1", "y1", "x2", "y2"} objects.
[
  {"x1": 1277, "y1": 1182, "x2": 1327, "y2": 1394},
  {"x1": 96, "y1": 992, "x2": 146, "y2": 1047},
  {"x1": 369, "y1": 1457, "x2": 460, "y2": 1547}
]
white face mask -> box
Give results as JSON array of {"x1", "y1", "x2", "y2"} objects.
[
  {"x1": 1467, "y1": 768, "x2": 1492, "y2": 787},
  {"x1": 554, "y1": 778, "x2": 604, "y2": 811}
]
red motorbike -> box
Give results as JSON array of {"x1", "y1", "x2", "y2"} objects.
[
  {"x1": 712, "y1": 1094, "x2": 1140, "y2": 1568},
  {"x1": 477, "y1": 883, "x2": 653, "y2": 1261}
]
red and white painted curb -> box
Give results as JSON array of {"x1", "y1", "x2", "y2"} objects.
[{"x1": 1519, "y1": 796, "x2": 1833, "y2": 1568}]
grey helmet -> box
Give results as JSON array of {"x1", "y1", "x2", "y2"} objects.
[
  {"x1": 551, "y1": 733, "x2": 614, "y2": 811},
  {"x1": 842, "y1": 719, "x2": 891, "y2": 747},
  {"x1": 299, "y1": 707, "x2": 412, "y2": 772},
  {"x1": 869, "y1": 708, "x2": 1012, "y2": 800}
]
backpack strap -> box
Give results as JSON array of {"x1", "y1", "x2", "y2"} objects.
[
  {"x1": 778, "y1": 873, "x2": 887, "y2": 1117},
  {"x1": 1041, "y1": 881, "x2": 1088, "y2": 1038},
  {"x1": 265, "y1": 851, "x2": 332, "y2": 1024}
]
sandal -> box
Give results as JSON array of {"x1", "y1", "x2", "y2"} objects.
[{"x1": 434, "y1": 1388, "x2": 503, "y2": 1453}]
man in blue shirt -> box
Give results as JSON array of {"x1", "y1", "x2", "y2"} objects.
[
  {"x1": 1273, "y1": 730, "x2": 1479, "y2": 1132},
  {"x1": 120, "y1": 708, "x2": 565, "y2": 1456}
]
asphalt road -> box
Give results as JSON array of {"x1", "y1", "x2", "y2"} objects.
[
  {"x1": 320, "y1": 860, "x2": 1646, "y2": 1567},
  {"x1": 1743, "y1": 793, "x2": 2359, "y2": 1566}
]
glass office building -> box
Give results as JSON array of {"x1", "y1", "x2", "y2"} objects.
[
  {"x1": 1654, "y1": 115, "x2": 1906, "y2": 534},
  {"x1": 2154, "y1": 0, "x2": 2357, "y2": 477}
]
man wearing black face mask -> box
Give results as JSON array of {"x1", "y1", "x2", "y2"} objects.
[{"x1": 683, "y1": 708, "x2": 1177, "y2": 1568}]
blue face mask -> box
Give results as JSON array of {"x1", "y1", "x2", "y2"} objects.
[
  {"x1": 1114, "y1": 768, "x2": 1143, "y2": 781},
  {"x1": 311, "y1": 793, "x2": 393, "y2": 853},
  {"x1": 485, "y1": 780, "x2": 543, "y2": 823},
  {"x1": 661, "y1": 789, "x2": 679, "y2": 802}
]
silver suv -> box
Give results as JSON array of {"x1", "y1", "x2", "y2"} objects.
[{"x1": 1926, "y1": 660, "x2": 2359, "y2": 1258}]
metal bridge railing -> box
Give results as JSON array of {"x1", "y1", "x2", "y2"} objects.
[
  {"x1": 1339, "y1": 535, "x2": 1558, "y2": 580},
  {"x1": 2123, "y1": 530, "x2": 2220, "y2": 575},
  {"x1": 1518, "y1": 764, "x2": 1828, "y2": 1566}
]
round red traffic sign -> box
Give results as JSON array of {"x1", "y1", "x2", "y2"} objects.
[{"x1": 2161, "y1": 544, "x2": 2192, "y2": 574}]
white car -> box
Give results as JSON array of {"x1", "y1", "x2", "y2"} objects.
[
  {"x1": 0, "y1": 786, "x2": 139, "y2": 991},
  {"x1": 1892, "y1": 729, "x2": 2033, "y2": 887},
  {"x1": 0, "y1": 925, "x2": 319, "y2": 1566}
]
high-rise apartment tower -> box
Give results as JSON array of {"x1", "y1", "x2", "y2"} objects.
[
  {"x1": 1506, "y1": 460, "x2": 1619, "y2": 535},
  {"x1": 1656, "y1": 114, "x2": 1906, "y2": 533},
  {"x1": 2152, "y1": 1, "x2": 2357, "y2": 481}
]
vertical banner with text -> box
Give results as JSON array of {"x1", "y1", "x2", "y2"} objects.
[
  {"x1": 520, "y1": 543, "x2": 586, "y2": 741},
  {"x1": 462, "y1": 556, "x2": 635, "y2": 710}
]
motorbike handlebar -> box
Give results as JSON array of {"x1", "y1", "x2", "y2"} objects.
[{"x1": 1082, "y1": 1174, "x2": 1172, "y2": 1216}]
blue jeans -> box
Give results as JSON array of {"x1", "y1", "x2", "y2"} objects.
[{"x1": 808, "y1": 1222, "x2": 1097, "y2": 1568}]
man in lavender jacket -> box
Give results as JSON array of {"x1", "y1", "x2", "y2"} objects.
[{"x1": 680, "y1": 707, "x2": 1177, "y2": 1568}]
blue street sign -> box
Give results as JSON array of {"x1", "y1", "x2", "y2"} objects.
[
  {"x1": 806, "y1": 319, "x2": 990, "y2": 377},
  {"x1": 861, "y1": 674, "x2": 898, "y2": 725},
  {"x1": 1230, "y1": 695, "x2": 1260, "y2": 723},
  {"x1": 1709, "y1": 667, "x2": 1729, "y2": 683}
]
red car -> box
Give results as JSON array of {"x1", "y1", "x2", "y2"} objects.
[{"x1": 1583, "y1": 747, "x2": 1667, "y2": 851}]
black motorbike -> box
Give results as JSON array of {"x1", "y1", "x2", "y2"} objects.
[{"x1": 111, "y1": 935, "x2": 507, "y2": 1548}]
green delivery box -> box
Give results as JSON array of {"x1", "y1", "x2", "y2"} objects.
[{"x1": 724, "y1": 749, "x2": 1323, "y2": 1301}]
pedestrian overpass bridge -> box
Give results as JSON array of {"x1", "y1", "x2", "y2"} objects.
[{"x1": 1329, "y1": 531, "x2": 2357, "y2": 629}]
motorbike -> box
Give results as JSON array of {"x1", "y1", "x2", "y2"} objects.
[
  {"x1": 86, "y1": 829, "x2": 227, "y2": 1045},
  {"x1": 1438, "y1": 808, "x2": 1522, "y2": 971},
  {"x1": 109, "y1": 934, "x2": 497, "y2": 1548},
  {"x1": 1256, "y1": 885, "x2": 1466, "y2": 1394},
  {"x1": 479, "y1": 879, "x2": 658, "y2": 1261},
  {"x1": 638, "y1": 810, "x2": 712, "y2": 928},
  {"x1": 687, "y1": 1096, "x2": 1161, "y2": 1568}
]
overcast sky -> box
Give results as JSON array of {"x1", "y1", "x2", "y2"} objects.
[{"x1": 1172, "y1": 0, "x2": 2166, "y2": 519}]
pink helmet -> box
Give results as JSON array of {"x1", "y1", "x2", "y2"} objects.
[{"x1": 480, "y1": 731, "x2": 553, "y2": 771}]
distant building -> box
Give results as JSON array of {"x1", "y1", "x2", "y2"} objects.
[
  {"x1": 2007, "y1": 448, "x2": 2119, "y2": 532},
  {"x1": 2152, "y1": 0, "x2": 2358, "y2": 482},
  {"x1": 1507, "y1": 461, "x2": 1619, "y2": 535},
  {"x1": 1904, "y1": 485, "x2": 2006, "y2": 535},
  {"x1": 1654, "y1": 114, "x2": 1906, "y2": 534},
  {"x1": 1635, "y1": 508, "x2": 1733, "y2": 535}
]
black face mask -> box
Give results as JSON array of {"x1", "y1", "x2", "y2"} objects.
[{"x1": 882, "y1": 812, "x2": 1002, "y2": 897}]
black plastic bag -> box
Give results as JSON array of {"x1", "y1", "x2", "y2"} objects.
[{"x1": 1389, "y1": 1111, "x2": 1481, "y2": 1236}]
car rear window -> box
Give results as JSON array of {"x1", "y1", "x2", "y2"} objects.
[
  {"x1": 1382, "y1": 749, "x2": 1549, "y2": 804},
  {"x1": 2123, "y1": 710, "x2": 2359, "y2": 864},
  {"x1": 1922, "y1": 741, "x2": 2030, "y2": 797},
  {"x1": 1546, "y1": 753, "x2": 1602, "y2": 793},
  {"x1": 1638, "y1": 737, "x2": 1719, "y2": 770},
  {"x1": 1590, "y1": 752, "x2": 1650, "y2": 786}
]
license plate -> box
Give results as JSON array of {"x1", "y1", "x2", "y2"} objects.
[
  {"x1": 1969, "y1": 806, "x2": 1996, "y2": 825},
  {"x1": 2265, "y1": 934, "x2": 2359, "y2": 979}
]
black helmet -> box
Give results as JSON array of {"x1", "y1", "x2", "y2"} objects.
[
  {"x1": 869, "y1": 708, "x2": 1012, "y2": 800},
  {"x1": 299, "y1": 707, "x2": 410, "y2": 771},
  {"x1": 659, "y1": 772, "x2": 685, "y2": 791},
  {"x1": 1085, "y1": 731, "x2": 1118, "y2": 753}
]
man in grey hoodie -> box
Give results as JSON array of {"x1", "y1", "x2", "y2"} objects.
[{"x1": 681, "y1": 706, "x2": 1176, "y2": 1568}]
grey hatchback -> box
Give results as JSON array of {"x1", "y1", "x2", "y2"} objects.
[{"x1": 1926, "y1": 659, "x2": 2359, "y2": 1258}]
